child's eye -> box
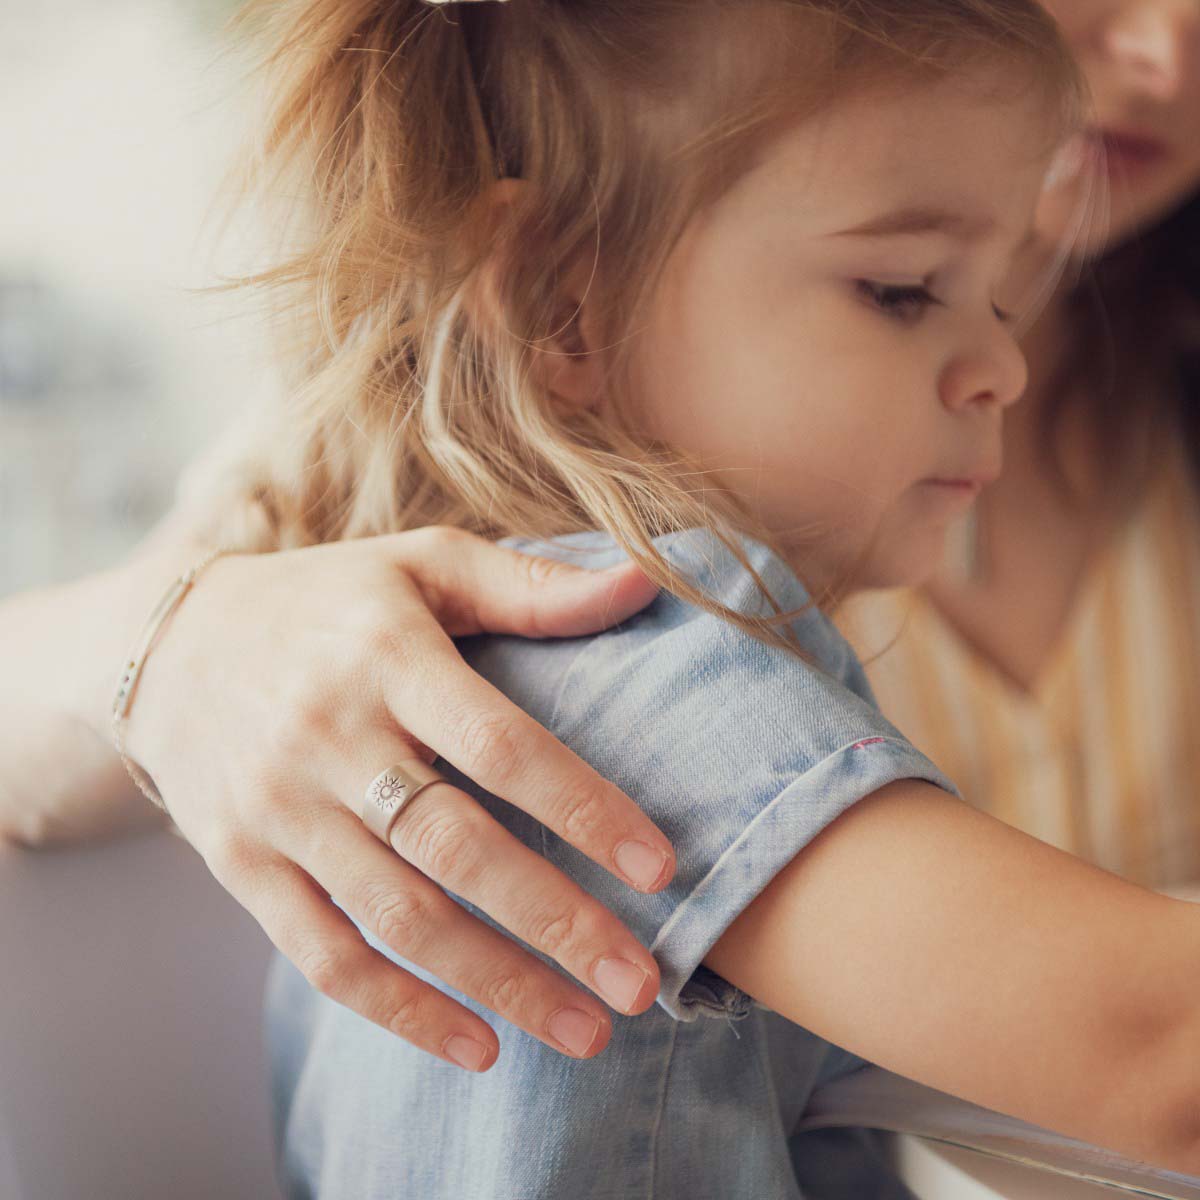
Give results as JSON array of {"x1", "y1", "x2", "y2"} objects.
[
  {"x1": 855, "y1": 279, "x2": 941, "y2": 322},
  {"x1": 857, "y1": 280, "x2": 1016, "y2": 327}
]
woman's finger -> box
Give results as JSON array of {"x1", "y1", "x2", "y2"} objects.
[
  {"x1": 395, "y1": 526, "x2": 661, "y2": 639},
  {"x1": 282, "y1": 798, "x2": 651, "y2": 1061},
  {"x1": 382, "y1": 772, "x2": 659, "y2": 1013},
  {"x1": 206, "y1": 847, "x2": 504, "y2": 1073},
  {"x1": 309, "y1": 744, "x2": 662, "y2": 1017},
  {"x1": 373, "y1": 630, "x2": 677, "y2": 894}
]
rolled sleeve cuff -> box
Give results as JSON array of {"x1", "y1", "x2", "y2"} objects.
[{"x1": 652, "y1": 736, "x2": 959, "y2": 1022}]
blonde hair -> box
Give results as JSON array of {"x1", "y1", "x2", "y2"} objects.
[{"x1": 194, "y1": 0, "x2": 1084, "y2": 655}]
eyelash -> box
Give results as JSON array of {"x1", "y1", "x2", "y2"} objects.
[{"x1": 855, "y1": 280, "x2": 1013, "y2": 325}]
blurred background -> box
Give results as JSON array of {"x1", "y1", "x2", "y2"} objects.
[
  {"x1": 1, "y1": 4, "x2": 286, "y2": 1196},
  {"x1": 7, "y1": 5, "x2": 1195, "y2": 1200},
  {"x1": 1, "y1": 0, "x2": 274, "y2": 596}
]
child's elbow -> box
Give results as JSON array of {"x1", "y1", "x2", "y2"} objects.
[{"x1": 1136, "y1": 1012, "x2": 1200, "y2": 1177}]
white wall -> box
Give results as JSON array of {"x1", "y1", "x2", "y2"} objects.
[
  {"x1": 0, "y1": 0, "x2": 276, "y2": 594},
  {"x1": 2, "y1": 5, "x2": 284, "y2": 1195}
]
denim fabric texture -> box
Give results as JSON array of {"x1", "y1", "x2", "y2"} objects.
[{"x1": 263, "y1": 527, "x2": 959, "y2": 1198}]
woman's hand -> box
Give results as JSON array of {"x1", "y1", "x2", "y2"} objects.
[{"x1": 121, "y1": 525, "x2": 674, "y2": 1072}]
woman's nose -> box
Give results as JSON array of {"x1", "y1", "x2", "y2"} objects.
[
  {"x1": 939, "y1": 325, "x2": 1029, "y2": 415},
  {"x1": 1100, "y1": 2, "x2": 1200, "y2": 101}
]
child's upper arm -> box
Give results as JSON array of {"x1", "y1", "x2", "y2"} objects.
[{"x1": 704, "y1": 777, "x2": 1200, "y2": 1172}]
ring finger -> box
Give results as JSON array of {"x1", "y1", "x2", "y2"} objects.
[{"x1": 283, "y1": 746, "x2": 661, "y2": 1049}]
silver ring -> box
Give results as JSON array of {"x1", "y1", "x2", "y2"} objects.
[{"x1": 362, "y1": 761, "x2": 447, "y2": 846}]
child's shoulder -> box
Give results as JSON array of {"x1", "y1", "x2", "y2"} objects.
[
  {"x1": 451, "y1": 528, "x2": 958, "y2": 1023},
  {"x1": 491, "y1": 525, "x2": 866, "y2": 702},
  {"x1": 340, "y1": 518, "x2": 960, "y2": 1030}
]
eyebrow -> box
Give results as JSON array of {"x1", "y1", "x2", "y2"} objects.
[{"x1": 826, "y1": 206, "x2": 999, "y2": 241}]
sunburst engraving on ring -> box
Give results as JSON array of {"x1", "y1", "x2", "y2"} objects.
[{"x1": 369, "y1": 773, "x2": 409, "y2": 812}]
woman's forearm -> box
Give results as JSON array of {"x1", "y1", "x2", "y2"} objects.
[{"x1": 0, "y1": 532, "x2": 213, "y2": 846}]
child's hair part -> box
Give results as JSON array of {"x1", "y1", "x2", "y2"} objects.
[{"x1": 196, "y1": 0, "x2": 1086, "y2": 655}]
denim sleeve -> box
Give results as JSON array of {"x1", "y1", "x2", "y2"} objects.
[
  {"x1": 467, "y1": 528, "x2": 957, "y2": 1026},
  {"x1": 534, "y1": 602, "x2": 959, "y2": 1024}
]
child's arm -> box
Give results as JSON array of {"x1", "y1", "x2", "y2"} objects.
[{"x1": 704, "y1": 778, "x2": 1200, "y2": 1176}]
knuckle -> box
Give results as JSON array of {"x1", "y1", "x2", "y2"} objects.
[
  {"x1": 406, "y1": 813, "x2": 479, "y2": 885},
  {"x1": 454, "y1": 709, "x2": 527, "y2": 784},
  {"x1": 264, "y1": 688, "x2": 336, "y2": 762},
  {"x1": 404, "y1": 523, "x2": 468, "y2": 562},
  {"x1": 361, "y1": 621, "x2": 445, "y2": 690},
  {"x1": 428, "y1": 523, "x2": 470, "y2": 552},
  {"x1": 242, "y1": 768, "x2": 300, "y2": 839},
  {"x1": 525, "y1": 903, "x2": 582, "y2": 960},
  {"x1": 328, "y1": 576, "x2": 397, "y2": 636},
  {"x1": 520, "y1": 552, "x2": 568, "y2": 590},
  {"x1": 297, "y1": 942, "x2": 347, "y2": 996},
  {"x1": 361, "y1": 881, "x2": 429, "y2": 949},
  {"x1": 290, "y1": 691, "x2": 339, "y2": 745},
  {"x1": 477, "y1": 966, "x2": 530, "y2": 1016},
  {"x1": 297, "y1": 816, "x2": 342, "y2": 866},
  {"x1": 384, "y1": 986, "x2": 428, "y2": 1040},
  {"x1": 203, "y1": 831, "x2": 261, "y2": 886},
  {"x1": 340, "y1": 592, "x2": 388, "y2": 644},
  {"x1": 557, "y1": 784, "x2": 611, "y2": 848},
  {"x1": 361, "y1": 619, "x2": 417, "y2": 672}
]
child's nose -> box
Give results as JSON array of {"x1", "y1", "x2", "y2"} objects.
[{"x1": 939, "y1": 325, "x2": 1028, "y2": 415}]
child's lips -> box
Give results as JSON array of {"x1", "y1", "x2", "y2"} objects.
[
  {"x1": 924, "y1": 478, "x2": 984, "y2": 497},
  {"x1": 920, "y1": 467, "x2": 998, "y2": 501},
  {"x1": 924, "y1": 465, "x2": 1000, "y2": 492}
]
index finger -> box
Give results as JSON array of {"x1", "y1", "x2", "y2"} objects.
[{"x1": 377, "y1": 631, "x2": 677, "y2": 894}]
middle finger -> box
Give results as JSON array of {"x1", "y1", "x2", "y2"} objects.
[
  {"x1": 294, "y1": 806, "x2": 617, "y2": 1058},
  {"x1": 378, "y1": 763, "x2": 659, "y2": 1017},
  {"x1": 283, "y1": 747, "x2": 660, "y2": 1031}
]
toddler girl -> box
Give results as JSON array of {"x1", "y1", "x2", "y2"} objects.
[{"x1": 200, "y1": 0, "x2": 1200, "y2": 1194}]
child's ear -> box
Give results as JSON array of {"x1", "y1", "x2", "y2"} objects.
[{"x1": 462, "y1": 177, "x2": 606, "y2": 414}]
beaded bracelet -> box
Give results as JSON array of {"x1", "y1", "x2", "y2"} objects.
[{"x1": 110, "y1": 545, "x2": 233, "y2": 818}]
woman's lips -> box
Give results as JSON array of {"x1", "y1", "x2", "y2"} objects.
[
  {"x1": 1042, "y1": 127, "x2": 1171, "y2": 191},
  {"x1": 1087, "y1": 126, "x2": 1170, "y2": 178}
]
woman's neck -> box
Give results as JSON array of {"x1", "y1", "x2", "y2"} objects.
[
  {"x1": 1003, "y1": 274, "x2": 1121, "y2": 507},
  {"x1": 1010, "y1": 287, "x2": 1078, "y2": 477}
]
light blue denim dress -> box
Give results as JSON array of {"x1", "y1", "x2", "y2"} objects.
[{"x1": 263, "y1": 528, "x2": 960, "y2": 1199}]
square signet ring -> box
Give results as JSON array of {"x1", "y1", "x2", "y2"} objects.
[{"x1": 362, "y1": 761, "x2": 448, "y2": 846}]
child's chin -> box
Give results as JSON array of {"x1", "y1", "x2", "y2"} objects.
[
  {"x1": 852, "y1": 542, "x2": 943, "y2": 592},
  {"x1": 796, "y1": 528, "x2": 944, "y2": 597}
]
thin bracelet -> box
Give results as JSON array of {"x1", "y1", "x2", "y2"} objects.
[{"x1": 111, "y1": 544, "x2": 234, "y2": 818}]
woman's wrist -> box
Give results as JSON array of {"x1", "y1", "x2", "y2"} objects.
[
  {"x1": 6, "y1": 535, "x2": 220, "y2": 743},
  {"x1": 0, "y1": 537, "x2": 223, "y2": 846}
]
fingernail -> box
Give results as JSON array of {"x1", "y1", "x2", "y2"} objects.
[
  {"x1": 547, "y1": 1007, "x2": 601, "y2": 1057},
  {"x1": 615, "y1": 839, "x2": 669, "y2": 890},
  {"x1": 594, "y1": 956, "x2": 651, "y2": 1013},
  {"x1": 444, "y1": 1035, "x2": 488, "y2": 1072}
]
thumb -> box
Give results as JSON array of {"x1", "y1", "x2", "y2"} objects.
[
  {"x1": 513, "y1": 557, "x2": 662, "y2": 639},
  {"x1": 475, "y1": 550, "x2": 661, "y2": 639},
  {"x1": 407, "y1": 531, "x2": 660, "y2": 638}
]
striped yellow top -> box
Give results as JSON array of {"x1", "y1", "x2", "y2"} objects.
[{"x1": 834, "y1": 440, "x2": 1200, "y2": 890}]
